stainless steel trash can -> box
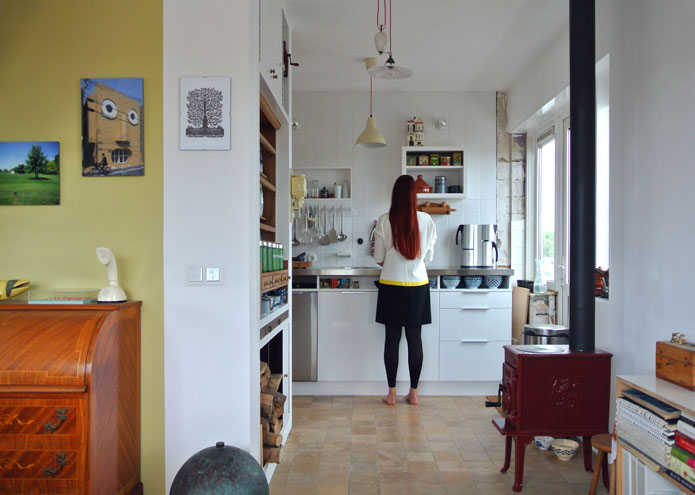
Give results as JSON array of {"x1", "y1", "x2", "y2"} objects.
[{"x1": 522, "y1": 324, "x2": 570, "y2": 345}]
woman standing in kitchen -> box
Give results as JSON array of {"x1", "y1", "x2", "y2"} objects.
[{"x1": 374, "y1": 175, "x2": 437, "y2": 405}]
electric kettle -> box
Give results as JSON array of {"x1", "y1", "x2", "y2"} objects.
[{"x1": 455, "y1": 224, "x2": 498, "y2": 268}]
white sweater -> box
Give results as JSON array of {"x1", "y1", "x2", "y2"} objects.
[{"x1": 373, "y1": 211, "x2": 437, "y2": 286}]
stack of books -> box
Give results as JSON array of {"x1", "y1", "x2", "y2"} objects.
[
  {"x1": 616, "y1": 390, "x2": 677, "y2": 468},
  {"x1": 669, "y1": 412, "x2": 695, "y2": 490}
]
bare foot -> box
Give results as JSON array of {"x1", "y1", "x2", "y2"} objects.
[
  {"x1": 382, "y1": 388, "x2": 397, "y2": 406},
  {"x1": 406, "y1": 389, "x2": 419, "y2": 405}
]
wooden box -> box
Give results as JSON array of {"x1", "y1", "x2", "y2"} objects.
[{"x1": 656, "y1": 341, "x2": 695, "y2": 391}]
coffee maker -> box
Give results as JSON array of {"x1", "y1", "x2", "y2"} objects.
[{"x1": 455, "y1": 224, "x2": 498, "y2": 268}]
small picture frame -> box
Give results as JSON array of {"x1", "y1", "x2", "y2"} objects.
[
  {"x1": 418, "y1": 155, "x2": 429, "y2": 166},
  {"x1": 441, "y1": 155, "x2": 451, "y2": 166},
  {"x1": 453, "y1": 152, "x2": 462, "y2": 166}
]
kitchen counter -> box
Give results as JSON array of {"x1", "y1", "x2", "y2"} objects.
[{"x1": 293, "y1": 267, "x2": 514, "y2": 276}]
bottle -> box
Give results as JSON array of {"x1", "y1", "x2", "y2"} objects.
[
  {"x1": 334, "y1": 183, "x2": 342, "y2": 200},
  {"x1": 278, "y1": 243, "x2": 284, "y2": 271},
  {"x1": 342, "y1": 180, "x2": 349, "y2": 198},
  {"x1": 260, "y1": 241, "x2": 267, "y2": 272},
  {"x1": 533, "y1": 259, "x2": 547, "y2": 293}
]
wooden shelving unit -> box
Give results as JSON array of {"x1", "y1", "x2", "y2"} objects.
[{"x1": 260, "y1": 92, "x2": 281, "y2": 243}]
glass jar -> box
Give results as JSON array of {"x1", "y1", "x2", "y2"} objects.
[
  {"x1": 310, "y1": 180, "x2": 320, "y2": 198},
  {"x1": 533, "y1": 259, "x2": 547, "y2": 293}
]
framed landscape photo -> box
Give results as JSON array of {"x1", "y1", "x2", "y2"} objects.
[
  {"x1": 81, "y1": 77, "x2": 144, "y2": 176},
  {"x1": 180, "y1": 77, "x2": 231, "y2": 150},
  {"x1": 0, "y1": 141, "x2": 60, "y2": 205}
]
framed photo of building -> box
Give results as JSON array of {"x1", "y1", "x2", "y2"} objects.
[
  {"x1": 179, "y1": 77, "x2": 231, "y2": 150},
  {"x1": 81, "y1": 78, "x2": 144, "y2": 176}
]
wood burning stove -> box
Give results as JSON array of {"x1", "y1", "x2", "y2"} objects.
[{"x1": 489, "y1": 345, "x2": 612, "y2": 492}]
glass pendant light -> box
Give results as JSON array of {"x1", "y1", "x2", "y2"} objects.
[
  {"x1": 374, "y1": 24, "x2": 388, "y2": 54},
  {"x1": 368, "y1": 0, "x2": 412, "y2": 80},
  {"x1": 356, "y1": 58, "x2": 386, "y2": 148}
]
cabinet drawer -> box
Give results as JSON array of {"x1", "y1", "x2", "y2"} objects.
[
  {"x1": 439, "y1": 308, "x2": 511, "y2": 341},
  {"x1": 0, "y1": 450, "x2": 79, "y2": 480},
  {"x1": 439, "y1": 341, "x2": 507, "y2": 381},
  {"x1": 0, "y1": 400, "x2": 83, "y2": 440},
  {"x1": 439, "y1": 291, "x2": 511, "y2": 309}
]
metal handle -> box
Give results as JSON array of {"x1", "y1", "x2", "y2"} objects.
[
  {"x1": 44, "y1": 408, "x2": 68, "y2": 433},
  {"x1": 460, "y1": 306, "x2": 490, "y2": 310},
  {"x1": 340, "y1": 291, "x2": 368, "y2": 294},
  {"x1": 460, "y1": 339, "x2": 489, "y2": 343},
  {"x1": 44, "y1": 453, "x2": 67, "y2": 478}
]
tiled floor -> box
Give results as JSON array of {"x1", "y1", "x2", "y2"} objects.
[{"x1": 270, "y1": 395, "x2": 610, "y2": 495}]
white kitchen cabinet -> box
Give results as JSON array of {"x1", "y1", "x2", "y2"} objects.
[
  {"x1": 439, "y1": 341, "x2": 506, "y2": 381},
  {"x1": 317, "y1": 291, "x2": 439, "y2": 382},
  {"x1": 438, "y1": 290, "x2": 511, "y2": 382},
  {"x1": 259, "y1": 0, "x2": 283, "y2": 107},
  {"x1": 401, "y1": 146, "x2": 465, "y2": 200},
  {"x1": 318, "y1": 291, "x2": 384, "y2": 381}
]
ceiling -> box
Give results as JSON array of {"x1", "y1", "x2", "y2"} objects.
[{"x1": 284, "y1": 0, "x2": 568, "y2": 93}]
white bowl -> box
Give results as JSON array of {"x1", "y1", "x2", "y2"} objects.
[
  {"x1": 535, "y1": 436, "x2": 553, "y2": 450},
  {"x1": 551, "y1": 438, "x2": 579, "y2": 461},
  {"x1": 441, "y1": 276, "x2": 461, "y2": 289}
]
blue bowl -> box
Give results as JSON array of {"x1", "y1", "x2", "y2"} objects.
[
  {"x1": 441, "y1": 276, "x2": 461, "y2": 289},
  {"x1": 463, "y1": 276, "x2": 483, "y2": 289},
  {"x1": 484, "y1": 276, "x2": 503, "y2": 289}
]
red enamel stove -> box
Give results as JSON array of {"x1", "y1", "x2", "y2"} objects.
[{"x1": 489, "y1": 344, "x2": 612, "y2": 492}]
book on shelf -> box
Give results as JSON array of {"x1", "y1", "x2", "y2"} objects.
[
  {"x1": 673, "y1": 445, "x2": 695, "y2": 468},
  {"x1": 680, "y1": 420, "x2": 695, "y2": 440},
  {"x1": 621, "y1": 388, "x2": 681, "y2": 420},
  {"x1": 676, "y1": 431, "x2": 695, "y2": 455},
  {"x1": 664, "y1": 468, "x2": 695, "y2": 493},
  {"x1": 670, "y1": 456, "x2": 695, "y2": 484}
]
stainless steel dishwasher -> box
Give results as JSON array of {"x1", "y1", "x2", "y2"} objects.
[{"x1": 292, "y1": 291, "x2": 317, "y2": 381}]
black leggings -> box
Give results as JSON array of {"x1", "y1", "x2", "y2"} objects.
[{"x1": 383, "y1": 324, "x2": 423, "y2": 389}]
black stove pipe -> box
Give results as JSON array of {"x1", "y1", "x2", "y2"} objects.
[{"x1": 569, "y1": 0, "x2": 596, "y2": 352}]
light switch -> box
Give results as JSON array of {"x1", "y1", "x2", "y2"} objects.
[
  {"x1": 206, "y1": 267, "x2": 220, "y2": 282},
  {"x1": 187, "y1": 266, "x2": 203, "y2": 282}
]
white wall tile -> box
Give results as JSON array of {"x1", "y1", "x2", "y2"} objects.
[{"x1": 294, "y1": 90, "x2": 497, "y2": 267}]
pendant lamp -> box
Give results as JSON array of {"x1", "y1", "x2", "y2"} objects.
[
  {"x1": 368, "y1": 0, "x2": 412, "y2": 79},
  {"x1": 356, "y1": 58, "x2": 386, "y2": 148}
]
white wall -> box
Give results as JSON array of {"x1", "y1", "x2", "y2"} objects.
[
  {"x1": 163, "y1": 0, "x2": 259, "y2": 489},
  {"x1": 508, "y1": 0, "x2": 695, "y2": 390},
  {"x1": 292, "y1": 91, "x2": 498, "y2": 268}
]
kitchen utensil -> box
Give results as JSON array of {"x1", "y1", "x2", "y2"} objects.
[
  {"x1": 551, "y1": 438, "x2": 579, "y2": 461},
  {"x1": 414, "y1": 175, "x2": 432, "y2": 193},
  {"x1": 292, "y1": 216, "x2": 300, "y2": 246},
  {"x1": 463, "y1": 275, "x2": 482, "y2": 288},
  {"x1": 337, "y1": 206, "x2": 347, "y2": 241},
  {"x1": 434, "y1": 176, "x2": 446, "y2": 193},
  {"x1": 318, "y1": 207, "x2": 330, "y2": 245},
  {"x1": 455, "y1": 224, "x2": 498, "y2": 268},
  {"x1": 441, "y1": 276, "x2": 461, "y2": 289},
  {"x1": 483, "y1": 275, "x2": 503, "y2": 288},
  {"x1": 328, "y1": 207, "x2": 337, "y2": 243},
  {"x1": 535, "y1": 436, "x2": 553, "y2": 450},
  {"x1": 300, "y1": 208, "x2": 313, "y2": 244}
]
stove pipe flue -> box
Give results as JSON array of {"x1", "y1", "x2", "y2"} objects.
[{"x1": 569, "y1": 0, "x2": 597, "y2": 352}]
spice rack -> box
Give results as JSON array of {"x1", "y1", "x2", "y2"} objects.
[{"x1": 401, "y1": 146, "x2": 465, "y2": 200}]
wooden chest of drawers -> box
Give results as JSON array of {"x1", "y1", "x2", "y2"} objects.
[{"x1": 0, "y1": 301, "x2": 142, "y2": 495}]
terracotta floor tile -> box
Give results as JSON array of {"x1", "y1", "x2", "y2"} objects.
[
  {"x1": 283, "y1": 484, "x2": 317, "y2": 495},
  {"x1": 290, "y1": 461, "x2": 320, "y2": 473},
  {"x1": 380, "y1": 484, "x2": 412, "y2": 495},
  {"x1": 350, "y1": 451, "x2": 378, "y2": 462},
  {"x1": 407, "y1": 460, "x2": 438, "y2": 472},
  {"x1": 317, "y1": 471, "x2": 349, "y2": 484},
  {"x1": 440, "y1": 471, "x2": 473, "y2": 484},
  {"x1": 286, "y1": 471, "x2": 319, "y2": 484},
  {"x1": 379, "y1": 472, "x2": 410, "y2": 484},
  {"x1": 406, "y1": 451, "x2": 434, "y2": 462},
  {"x1": 408, "y1": 471, "x2": 443, "y2": 484},
  {"x1": 445, "y1": 482, "x2": 480, "y2": 494},
  {"x1": 316, "y1": 484, "x2": 349, "y2": 495},
  {"x1": 349, "y1": 461, "x2": 379, "y2": 474},
  {"x1": 319, "y1": 461, "x2": 350, "y2": 473},
  {"x1": 347, "y1": 484, "x2": 380, "y2": 495},
  {"x1": 348, "y1": 472, "x2": 380, "y2": 485},
  {"x1": 412, "y1": 485, "x2": 447, "y2": 495},
  {"x1": 378, "y1": 459, "x2": 409, "y2": 472}
]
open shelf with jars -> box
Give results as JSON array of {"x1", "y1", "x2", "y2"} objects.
[{"x1": 401, "y1": 146, "x2": 465, "y2": 200}]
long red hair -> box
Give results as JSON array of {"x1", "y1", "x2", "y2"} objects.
[{"x1": 389, "y1": 175, "x2": 420, "y2": 260}]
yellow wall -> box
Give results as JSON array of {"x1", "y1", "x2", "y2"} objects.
[{"x1": 0, "y1": 1, "x2": 164, "y2": 492}]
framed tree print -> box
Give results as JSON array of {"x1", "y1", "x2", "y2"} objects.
[{"x1": 180, "y1": 77, "x2": 231, "y2": 150}]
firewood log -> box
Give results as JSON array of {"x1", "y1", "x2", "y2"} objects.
[
  {"x1": 264, "y1": 432, "x2": 283, "y2": 447},
  {"x1": 261, "y1": 392, "x2": 274, "y2": 417},
  {"x1": 263, "y1": 446, "x2": 281, "y2": 464},
  {"x1": 267, "y1": 373, "x2": 283, "y2": 392}
]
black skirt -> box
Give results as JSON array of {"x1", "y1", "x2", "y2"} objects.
[{"x1": 375, "y1": 283, "x2": 431, "y2": 326}]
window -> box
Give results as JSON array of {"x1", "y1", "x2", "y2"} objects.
[
  {"x1": 111, "y1": 148, "x2": 130, "y2": 164},
  {"x1": 536, "y1": 129, "x2": 556, "y2": 283}
]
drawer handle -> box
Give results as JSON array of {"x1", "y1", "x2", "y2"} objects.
[
  {"x1": 44, "y1": 453, "x2": 67, "y2": 478},
  {"x1": 339, "y1": 291, "x2": 368, "y2": 294},
  {"x1": 460, "y1": 306, "x2": 490, "y2": 310},
  {"x1": 461, "y1": 339, "x2": 489, "y2": 343},
  {"x1": 44, "y1": 408, "x2": 68, "y2": 433}
]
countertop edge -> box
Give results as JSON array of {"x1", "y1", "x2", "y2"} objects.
[{"x1": 292, "y1": 268, "x2": 515, "y2": 276}]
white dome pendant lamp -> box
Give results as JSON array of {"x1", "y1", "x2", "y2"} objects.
[
  {"x1": 368, "y1": 0, "x2": 412, "y2": 80},
  {"x1": 356, "y1": 58, "x2": 386, "y2": 148}
]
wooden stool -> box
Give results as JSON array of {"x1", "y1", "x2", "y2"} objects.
[{"x1": 589, "y1": 434, "x2": 612, "y2": 494}]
